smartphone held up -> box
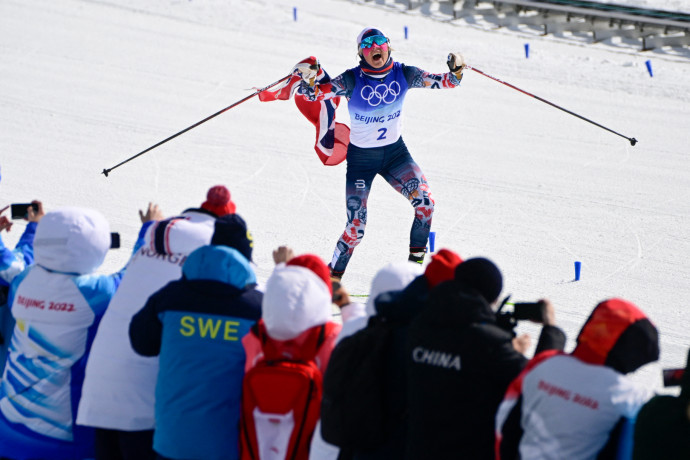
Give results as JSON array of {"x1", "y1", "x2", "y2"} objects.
[{"x1": 10, "y1": 203, "x2": 39, "y2": 220}]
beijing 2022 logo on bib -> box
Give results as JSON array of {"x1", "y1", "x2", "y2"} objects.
[{"x1": 361, "y1": 81, "x2": 401, "y2": 106}]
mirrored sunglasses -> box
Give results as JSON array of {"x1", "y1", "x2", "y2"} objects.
[{"x1": 360, "y1": 35, "x2": 389, "y2": 49}]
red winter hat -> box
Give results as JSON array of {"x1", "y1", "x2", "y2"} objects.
[
  {"x1": 201, "y1": 185, "x2": 236, "y2": 217},
  {"x1": 424, "y1": 248, "x2": 463, "y2": 289},
  {"x1": 287, "y1": 254, "x2": 333, "y2": 296}
]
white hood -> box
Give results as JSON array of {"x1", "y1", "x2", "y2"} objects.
[
  {"x1": 34, "y1": 207, "x2": 110, "y2": 275},
  {"x1": 143, "y1": 210, "x2": 216, "y2": 255},
  {"x1": 365, "y1": 262, "x2": 423, "y2": 316},
  {"x1": 262, "y1": 265, "x2": 332, "y2": 341}
]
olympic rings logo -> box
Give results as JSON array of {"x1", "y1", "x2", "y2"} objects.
[{"x1": 360, "y1": 81, "x2": 401, "y2": 106}]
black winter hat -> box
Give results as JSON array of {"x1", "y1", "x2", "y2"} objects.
[
  {"x1": 211, "y1": 214, "x2": 253, "y2": 262},
  {"x1": 454, "y1": 257, "x2": 503, "y2": 304}
]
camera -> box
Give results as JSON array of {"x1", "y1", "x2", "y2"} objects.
[
  {"x1": 662, "y1": 368, "x2": 685, "y2": 387},
  {"x1": 496, "y1": 296, "x2": 545, "y2": 332},
  {"x1": 110, "y1": 232, "x2": 121, "y2": 249},
  {"x1": 10, "y1": 203, "x2": 39, "y2": 220},
  {"x1": 512, "y1": 302, "x2": 545, "y2": 322}
]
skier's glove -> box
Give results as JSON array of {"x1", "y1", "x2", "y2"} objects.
[
  {"x1": 447, "y1": 52, "x2": 466, "y2": 80},
  {"x1": 292, "y1": 59, "x2": 320, "y2": 88}
]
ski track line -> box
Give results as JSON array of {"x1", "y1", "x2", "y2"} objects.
[
  {"x1": 234, "y1": 151, "x2": 272, "y2": 187},
  {"x1": 512, "y1": 204, "x2": 580, "y2": 259},
  {"x1": 602, "y1": 222, "x2": 643, "y2": 281},
  {"x1": 644, "y1": 235, "x2": 668, "y2": 252},
  {"x1": 312, "y1": 187, "x2": 340, "y2": 222},
  {"x1": 439, "y1": 201, "x2": 478, "y2": 236}
]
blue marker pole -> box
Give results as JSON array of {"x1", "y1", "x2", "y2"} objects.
[
  {"x1": 404, "y1": 26, "x2": 409, "y2": 39},
  {"x1": 574, "y1": 261, "x2": 582, "y2": 281},
  {"x1": 428, "y1": 231, "x2": 436, "y2": 253},
  {"x1": 293, "y1": 7, "x2": 297, "y2": 21},
  {"x1": 645, "y1": 60, "x2": 653, "y2": 77},
  {"x1": 524, "y1": 43, "x2": 530, "y2": 58}
]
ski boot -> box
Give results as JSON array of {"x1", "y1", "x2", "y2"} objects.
[
  {"x1": 408, "y1": 248, "x2": 427, "y2": 265},
  {"x1": 329, "y1": 265, "x2": 344, "y2": 282}
]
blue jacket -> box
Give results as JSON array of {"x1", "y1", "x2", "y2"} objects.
[
  {"x1": 0, "y1": 208, "x2": 144, "y2": 460},
  {"x1": 0, "y1": 222, "x2": 37, "y2": 372},
  {"x1": 0, "y1": 221, "x2": 36, "y2": 287},
  {"x1": 130, "y1": 245, "x2": 262, "y2": 460}
]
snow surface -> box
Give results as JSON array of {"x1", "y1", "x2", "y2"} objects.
[{"x1": 1, "y1": 0, "x2": 689, "y2": 392}]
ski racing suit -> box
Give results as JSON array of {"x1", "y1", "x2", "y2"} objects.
[{"x1": 301, "y1": 61, "x2": 462, "y2": 276}]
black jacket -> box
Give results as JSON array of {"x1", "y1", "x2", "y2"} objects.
[
  {"x1": 350, "y1": 275, "x2": 431, "y2": 460},
  {"x1": 405, "y1": 280, "x2": 565, "y2": 460},
  {"x1": 633, "y1": 348, "x2": 690, "y2": 460}
]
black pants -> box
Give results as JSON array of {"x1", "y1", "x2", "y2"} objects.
[
  {"x1": 94, "y1": 428, "x2": 155, "y2": 460},
  {"x1": 330, "y1": 137, "x2": 434, "y2": 274}
]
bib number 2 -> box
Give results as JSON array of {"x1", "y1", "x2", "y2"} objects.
[{"x1": 377, "y1": 128, "x2": 387, "y2": 140}]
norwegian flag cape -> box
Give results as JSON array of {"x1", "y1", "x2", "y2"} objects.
[{"x1": 259, "y1": 57, "x2": 349, "y2": 166}]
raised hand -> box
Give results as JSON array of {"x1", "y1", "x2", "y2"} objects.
[{"x1": 447, "y1": 52, "x2": 466, "y2": 79}]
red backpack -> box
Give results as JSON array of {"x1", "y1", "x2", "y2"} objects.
[{"x1": 240, "y1": 320, "x2": 335, "y2": 460}]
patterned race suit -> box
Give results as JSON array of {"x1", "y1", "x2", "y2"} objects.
[{"x1": 301, "y1": 61, "x2": 461, "y2": 275}]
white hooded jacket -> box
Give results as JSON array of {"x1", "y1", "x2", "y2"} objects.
[
  {"x1": 0, "y1": 207, "x2": 118, "y2": 451},
  {"x1": 77, "y1": 210, "x2": 218, "y2": 431}
]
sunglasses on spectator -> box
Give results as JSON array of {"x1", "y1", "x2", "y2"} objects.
[{"x1": 360, "y1": 35, "x2": 389, "y2": 49}]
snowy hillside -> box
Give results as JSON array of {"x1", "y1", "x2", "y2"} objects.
[{"x1": 1, "y1": 0, "x2": 689, "y2": 391}]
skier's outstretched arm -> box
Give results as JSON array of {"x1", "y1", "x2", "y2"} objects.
[{"x1": 403, "y1": 52, "x2": 467, "y2": 89}]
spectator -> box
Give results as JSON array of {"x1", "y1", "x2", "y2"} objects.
[
  {"x1": 496, "y1": 298, "x2": 659, "y2": 460},
  {"x1": 311, "y1": 260, "x2": 424, "y2": 460},
  {"x1": 77, "y1": 185, "x2": 241, "y2": 460},
  {"x1": 337, "y1": 260, "x2": 424, "y2": 342},
  {"x1": 0, "y1": 206, "x2": 139, "y2": 459},
  {"x1": 317, "y1": 249, "x2": 462, "y2": 460},
  {"x1": 243, "y1": 252, "x2": 340, "y2": 373},
  {"x1": 241, "y1": 252, "x2": 341, "y2": 460},
  {"x1": 129, "y1": 215, "x2": 261, "y2": 460},
  {"x1": 334, "y1": 249, "x2": 462, "y2": 345},
  {"x1": 633, "y1": 348, "x2": 690, "y2": 459},
  {"x1": 406, "y1": 257, "x2": 565, "y2": 459},
  {"x1": 0, "y1": 200, "x2": 44, "y2": 370}
]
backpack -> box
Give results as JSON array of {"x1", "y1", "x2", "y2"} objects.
[
  {"x1": 320, "y1": 315, "x2": 393, "y2": 450},
  {"x1": 240, "y1": 321, "x2": 334, "y2": 460}
]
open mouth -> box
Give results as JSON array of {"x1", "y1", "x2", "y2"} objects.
[{"x1": 371, "y1": 50, "x2": 383, "y2": 61}]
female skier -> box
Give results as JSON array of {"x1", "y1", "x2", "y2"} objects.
[{"x1": 294, "y1": 27, "x2": 466, "y2": 280}]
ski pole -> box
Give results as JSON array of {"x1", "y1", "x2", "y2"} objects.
[
  {"x1": 465, "y1": 65, "x2": 638, "y2": 146},
  {"x1": 101, "y1": 74, "x2": 291, "y2": 177}
]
